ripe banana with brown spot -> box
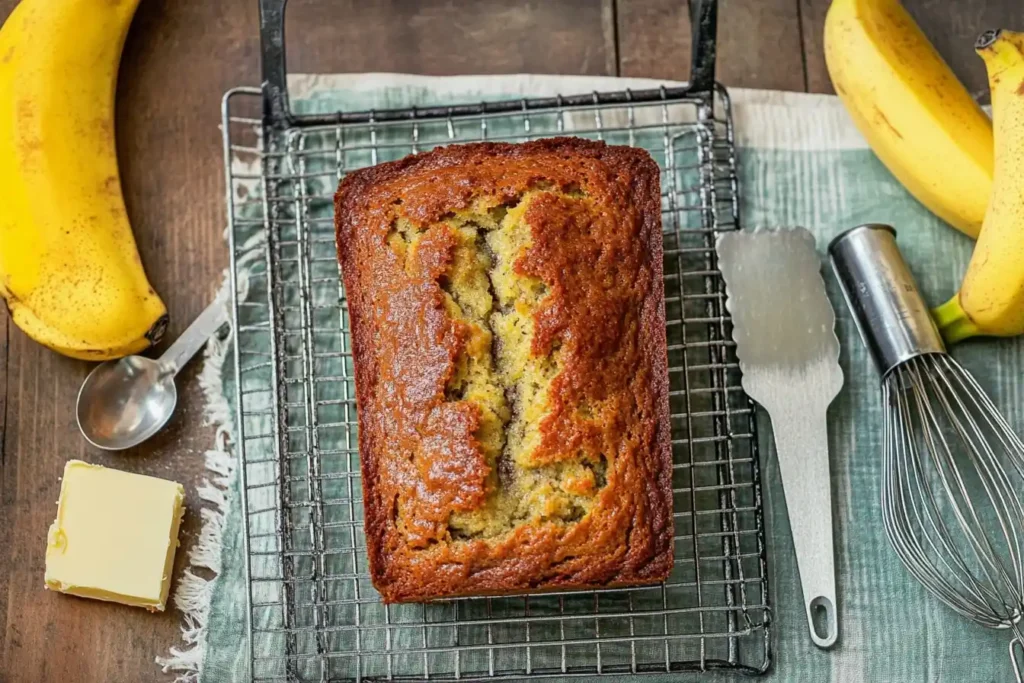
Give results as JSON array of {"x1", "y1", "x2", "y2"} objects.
[
  {"x1": 824, "y1": 0, "x2": 993, "y2": 239},
  {"x1": 0, "y1": 0, "x2": 167, "y2": 360}
]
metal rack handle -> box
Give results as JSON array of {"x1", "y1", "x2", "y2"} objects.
[
  {"x1": 258, "y1": 0, "x2": 289, "y2": 127},
  {"x1": 257, "y1": 0, "x2": 719, "y2": 128},
  {"x1": 687, "y1": 0, "x2": 718, "y2": 95}
]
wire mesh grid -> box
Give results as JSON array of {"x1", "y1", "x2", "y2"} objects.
[{"x1": 223, "y1": 84, "x2": 771, "y2": 682}]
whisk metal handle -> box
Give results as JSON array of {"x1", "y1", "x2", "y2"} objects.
[{"x1": 829, "y1": 224, "x2": 946, "y2": 377}]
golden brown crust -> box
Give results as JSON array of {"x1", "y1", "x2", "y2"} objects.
[{"x1": 335, "y1": 138, "x2": 673, "y2": 603}]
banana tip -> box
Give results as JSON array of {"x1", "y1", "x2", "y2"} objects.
[{"x1": 977, "y1": 29, "x2": 1002, "y2": 51}]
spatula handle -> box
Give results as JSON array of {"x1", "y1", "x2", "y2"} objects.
[{"x1": 772, "y1": 409, "x2": 839, "y2": 649}]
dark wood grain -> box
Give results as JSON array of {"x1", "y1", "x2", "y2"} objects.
[
  {"x1": 800, "y1": 0, "x2": 1024, "y2": 95},
  {"x1": 798, "y1": 0, "x2": 830, "y2": 93},
  {"x1": 0, "y1": 310, "x2": 8, "y2": 681},
  {"x1": 1, "y1": 0, "x2": 1020, "y2": 681},
  {"x1": 283, "y1": 0, "x2": 618, "y2": 76},
  {"x1": 617, "y1": 0, "x2": 806, "y2": 90}
]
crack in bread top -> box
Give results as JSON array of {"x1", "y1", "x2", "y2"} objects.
[{"x1": 335, "y1": 138, "x2": 674, "y2": 602}]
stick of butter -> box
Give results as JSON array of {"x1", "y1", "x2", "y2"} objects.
[{"x1": 45, "y1": 460, "x2": 185, "y2": 611}]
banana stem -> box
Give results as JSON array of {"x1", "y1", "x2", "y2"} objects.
[
  {"x1": 977, "y1": 29, "x2": 1024, "y2": 73},
  {"x1": 977, "y1": 29, "x2": 1002, "y2": 51},
  {"x1": 932, "y1": 296, "x2": 982, "y2": 344}
]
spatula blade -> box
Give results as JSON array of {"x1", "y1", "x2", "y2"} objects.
[{"x1": 716, "y1": 226, "x2": 844, "y2": 650}]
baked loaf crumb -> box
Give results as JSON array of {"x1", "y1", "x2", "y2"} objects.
[{"x1": 335, "y1": 138, "x2": 674, "y2": 603}]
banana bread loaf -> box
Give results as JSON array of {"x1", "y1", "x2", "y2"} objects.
[{"x1": 335, "y1": 137, "x2": 674, "y2": 603}]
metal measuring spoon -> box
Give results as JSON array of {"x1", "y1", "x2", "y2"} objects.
[{"x1": 76, "y1": 296, "x2": 230, "y2": 450}]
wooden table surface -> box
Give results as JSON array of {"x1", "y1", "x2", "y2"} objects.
[{"x1": 0, "y1": 0, "x2": 1019, "y2": 680}]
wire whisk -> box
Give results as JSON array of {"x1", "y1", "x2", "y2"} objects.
[
  {"x1": 884, "y1": 355, "x2": 1024, "y2": 671},
  {"x1": 832, "y1": 225, "x2": 1024, "y2": 681}
]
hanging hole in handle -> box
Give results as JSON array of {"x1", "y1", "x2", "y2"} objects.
[{"x1": 809, "y1": 595, "x2": 838, "y2": 648}]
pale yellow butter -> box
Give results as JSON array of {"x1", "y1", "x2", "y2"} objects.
[{"x1": 44, "y1": 460, "x2": 185, "y2": 611}]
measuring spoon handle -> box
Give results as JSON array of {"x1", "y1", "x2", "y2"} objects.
[{"x1": 159, "y1": 295, "x2": 231, "y2": 376}]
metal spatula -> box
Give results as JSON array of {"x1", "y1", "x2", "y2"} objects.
[{"x1": 717, "y1": 227, "x2": 843, "y2": 649}]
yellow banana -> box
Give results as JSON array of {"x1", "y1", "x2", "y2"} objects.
[
  {"x1": 824, "y1": 0, "x2": 993, "y2": 238},
  {"x1": 0, "y1": 0, "x2": 167, "y2": 360},
  {"x1": 934, "y1": 30, "x2": 1024, "y2": 342}
]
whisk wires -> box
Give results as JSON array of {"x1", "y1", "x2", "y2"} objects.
[{"x1": 882, "y1": 354, "x2": 1024, "y2": 631}]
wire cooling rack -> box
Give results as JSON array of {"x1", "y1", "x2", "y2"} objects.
[{"x1": 223, "y1": 1, "x2": 770, "y2": 681}]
